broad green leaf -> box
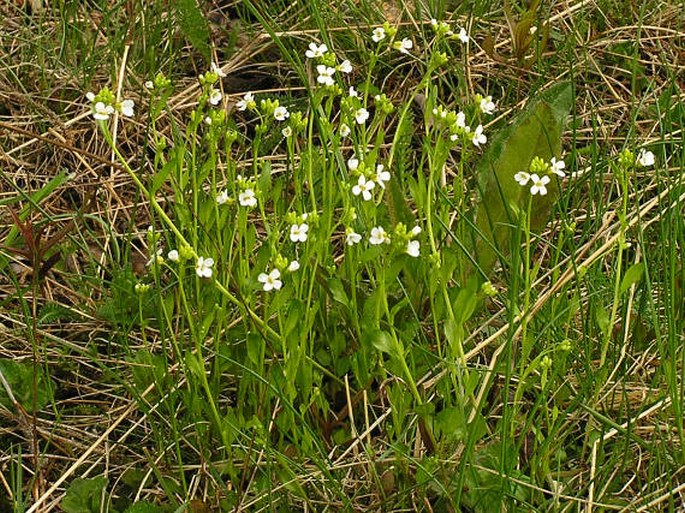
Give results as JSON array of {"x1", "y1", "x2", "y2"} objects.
[
  {"x1": 173, "y1": 0, "x2": 210, "y2": 62},
  {"x1": 0, "y1": 359, "x2": 54, "y2": 412},
  {"x1": 369, "y1": 329, "x2": 395, "y2": 355},
  {"x1": 619, "y1": 262, "x2": 645, "y2": 295},
  {"x1": 470, "y1": 82, "x2": 573, "y2": 277},
  {"x1": 61, "y1": 477, "x2": 108, "y2": 513}
]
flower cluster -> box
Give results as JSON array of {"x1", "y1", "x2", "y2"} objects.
[
  {"x1": 305, "y1": 42, "x2": 353, "y2": 89},
  {"x1": 348, "y1": 153, "x2": 391, "y2": 202},
  {"x1": 86, "y1": 88, "x2": 134, "y2": 120},
  {"x1": 429, "y1": 18, "x2": 469, "y2": 44},
  {"x1": 346, "y1": 222, "x2": 421, "y2": 258},
  {"x1": 514, "y1": 155, "x2": 566, "y2": 196},
  {"x1": 431, "y1": 97, "x2": 495, "y2": 148}
]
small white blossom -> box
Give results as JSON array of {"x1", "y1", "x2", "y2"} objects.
[
  {"x1": 288, "y1": 260, "x2": 300, "y2": 272},
  {"x1": 348, "y1": 86, "x2": 358, "y2": 98},
  {"x1": 372, "y1": 27, "x2": 386, "y2": 42},
  {"x1": 637, "y1": 149, "x2": 655, "y2": 167},
  {"x1": 216, "y1": 189, "x2": 229, "y2": 205},
  {"x1": 316, "y1": 64, "x2": 336, "y2": 86},
  {"x1": 352, "y1": 175, "x2": 375, "y2": 201},
  {"x1": 211, "y1": 61, "x2": 226, "y2": 77},
  {"x1": 93, "y1": 102, "x2": 115, "y2": 120},
  {"x1": 209, "y1": 88, "x2": 222, "y2": 106},
  {"x1": 457, "y1": 27, "x2": 469, "y2": 43},
  {"x1": 305, "y1": 42, "x2": 328, "y2": 59},
  {"x1": 86, "y1": 91, "x2": 96, "y2": 101},
  {"x1": 239, "y1": 188, "x2": 257, "y2": 207},
  {"x1": 196, "y1": 256, "x2": 214, "y2": 278},
  {"x1": 258, "y1": 269, "x2": 282, "y2": 291},
  {"x1": 146, "y1": 248, "x2": 164, "y2": 267},
  {"x1": 290, "y1": 223, "x2": 309, "y2": 243},
  {"x1": 347, "y1": 156, "x2": 359, "y2": 171},
  {"x1": 274, "y1": 106, "x2": 290, "y2": 121},
  {"x1": 338, "y1": 60, "x2": 352, "y2": 74},
  {"x1": 514, "y1": 171, "x2": 531, "y2": 186},
  {"x1": 354, "y1": 108, "x2": 369, "y2": 125},
  {"x1": 346, "y1": 230, "x2": 362, "y2": 246},
  {"x1": 144, "y1": 81, "x2": 154, "y2": 90},
  {"x1": 479, "y1": 96, "x2": 495, "y2": 115},
  {"x1": 204, "y1": 115, "x2": 213, "y2": 125},
  {"x1": 410, "y1": 225, "x2": 422, "y2": 236},
  {"x1": 340, "y1": 123, "x2": 351, "y2": 137},
  {"x1": 167, "y1": 249, "x2": 179, "y2": 262},
  {"x1": 369, "y1": 226, "x2": 390, "y2": 245},
  {"x1": 529, "y1": 174, "x2": 550, "y2": 196},
  {"x1": 456, "y1": 111, "x2": 467, "y2": 129},
  {"x1": 236, "y1": 92, "x2": 255, "y2": 111},
  {"x1": 281, "y1": 126, "x2": 292, "y2": 138},
  {"x1": 550, "y1": 157, "x2": 566, "y2": 177},
  {"x1": 406, "y1": 240, "x2": 420, "y2": 257},
  {"x1": 394, "y1": 37, "x2": 413, "y2": 54},
  {"x1": 472, "y1": 124, "x2": 487, "y2": 147},
  {"x1": 375, "y1": 164, "x2": 391, "y2": 189},
  {"x1": 119, "y1": 99, "x2": 135, "y2": 117}
]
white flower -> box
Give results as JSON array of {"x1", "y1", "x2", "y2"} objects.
[
  {"x1": 239, "y1": 188, "x2": 257, "y2": 207},
  {"x1": 406, "y1": 240, "x2": 420, "y2": 257},
  {"x1": 119, "y1": 99, "x2": 135, "y2": 117},
  {"x1": 338, "y1": 60, "x2": 352, "y2": 74},
  {"x1": 472, "y1": 124, "x2": 487, "y2": 147},
  {"x1": 209, "y1": 88, "x2": 222, "y2": 106},
  {"x1": 167, "y1": 249, "x2": 179, "y2": 262},
  {"x1": 93, "y1": 101, "x2": 114, "y2": 120},
  {"x1": 393, "y1": 37, "x2": 413, "y2": 54},
  {"x1": 340, "y1": 123, "x2": 351, "y2": 137},
  {"x1": 410, "y1": 225, "x2": 422, "y2": 236},
  {"x1": 369, "y1": 226, "x2": 390, "y2": 245},
  {"x1": 216, "y1": 189, "x2": 229, "y2": 205},
  {"x1": 316, "y1": 64, "x2": 336, "y2": 86},
  {"x1": 274, "y1": 106, "x2": 290, "y2": 121},
  {"x1": 457, "y1": 27, "x2": 469, "y2": 43},
  {"x1": 375, "y1": 164, "x2": 391, "y2": 189},
  {"x1": 354, "y1": 108, "x2": 369, "y2": 125},
  {"x1": 352, "y1": 175, "x2": 375, "y2": 201},
  {"x1": 290, "y1": 223, "x2": 309, "y2": 243},
  {"x1": 211, "y1": 61, "x2": 226, "y2": 77},
  {"x1": 346, "y1": 230, "x2": 362, "y2": 246},
  {"x1": 144, "y1": 81, "x2": 154, "y2": 90},
  {"x1": 348, "y1": 86, "x2": 358, "y2": 98},
  {"x1": 305, "y1": 42, "x2": 328, "y2": 59},
  {"x1": 514, "y1": 171, "x2": 531, "y2": 186},
  {"x1": 288, "y1": 260, "x2": 300, "y2": 272},
  {"x1": 196, "y1": 256, "x2": 214, "y2": 278},
  {"x1": 258, "y1": 269, "x2": 282, "y2": 291},
  {"x1": 204, "y1": 115, "x2": 213, "y2": 125},
  {"x1": 372, "y1": 27, "x2": 386, "y2": 42},
  {"x1": 456, "y1": 111, "x2": 467, "y2": 129},
  {"x1": 236, "y1": 92, "x2": 255, "y2": 111},
  {"x1": 347, "y1": 156, "x2": 359, "y2": 171},
  {"x1": 637, "y1": 149, "x2": 655, "y2": 167},
  {"x1": 146, "y1": 248, "x2": 164, "y2": 267},
  {"x1": 479, "y1": 96, "x2": 495, "y2": 115},
  {"x1": 529, "y1": 174, "x2": 550, "y2": 196},
  {"x1": 86, "y1": 91, "x2": 96, "y2": 101},
  {"x1": 281, "y1": 126, "x2": 292, "y2": 138},
  {"x1": 550, "y1": 157, "x2": 566, "y2": 177}
]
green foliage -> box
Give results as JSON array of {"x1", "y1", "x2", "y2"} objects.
[
  {"x1": 471, "y1": 81, "x2": 573, "y2": 276},
  {"x1": 61, "y1": 477, "x2": 108, "y2": 513},
  {"x1": 0, "y1": 359, "x2": 53, "y2": 412},
  {"x1": 173, "y1": 0, "x2": 211, "y2": 62}
]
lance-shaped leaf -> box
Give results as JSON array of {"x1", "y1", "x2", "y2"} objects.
[{"x1": 469, "y1": 82, "x2": 573, "y2": 277}]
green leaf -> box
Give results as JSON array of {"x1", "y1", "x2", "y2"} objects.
[
  {"x1": 369, "y1": 329, "x2": 395, "y2": 354},
  {"x1": 619, "y1": 262, "x2": 644, "y2": 295},
  {"x1": 61, "y1": 477, "x2": 108, "y2": 513},
  {"x1": 470, "y1": 82, "x2": 573, "y2": 277},
  {"x1": 173, "y1": 0, "x2": 210, "y2": 62},
  {"x1": 0, "y1": 359, "x2": 54, "y2": 412}
]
